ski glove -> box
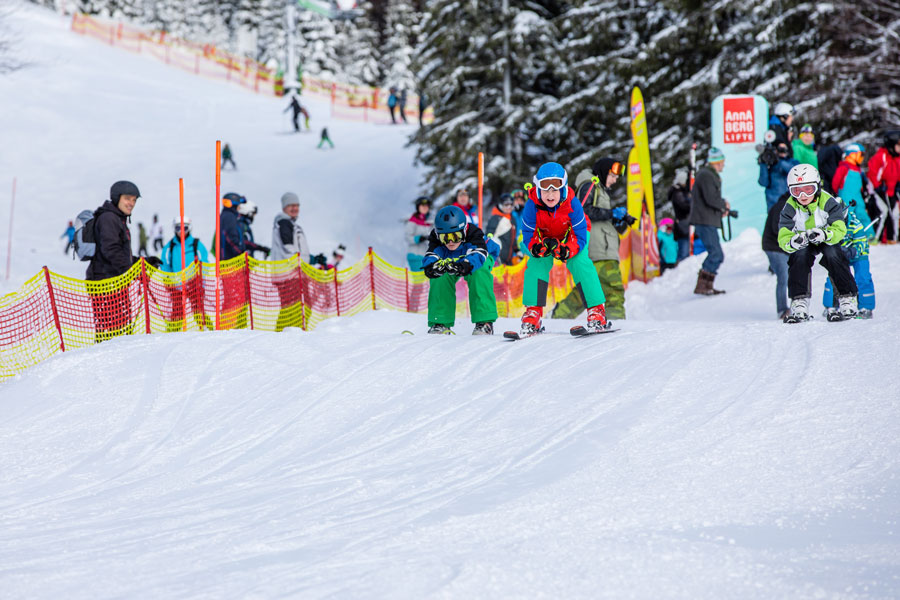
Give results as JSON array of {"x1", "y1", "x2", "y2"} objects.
[
  {"x1": 423, "y1": 261, "x2": 444, "y2": 279},
  {"x1": 414, "y1": 235, "x2": 425, "y2": 244},
  {"x1": 553, "y1": 236, "x2": 579, "y2": 261},
  {"x1": 612, "y1": 207, "x2": 628, "y2": 221},
  {"x1": 806, "y1": 228, "x2": 826, "y2": 245},
  {"x1": 530, "y1": 238, "x2": 557, "y2": 258},
  {"x1": 789, "y1": 231, "x2": 809, "y2": 251},
  {"x1": 454, "y1": 260, "x2": 474, "y2": 276}
]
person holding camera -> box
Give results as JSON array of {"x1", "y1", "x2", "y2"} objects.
[
  {"x1": 690, "y1": 148, "x2": 730, "y2": 295},
  {"x1": 758, "y1": 142, "x2": 799, "y2": 212},
  {"x1": 552, "y1": 157, "x2": 631, "y2": 321},
  {"x1": 768, "y1": 102, "x2": 795, "y2": 157},
  {"x1": 778, "y1": 164, "x2": 857, "y2": 323}
]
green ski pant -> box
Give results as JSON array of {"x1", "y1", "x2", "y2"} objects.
[
  {"x1": 552, "y1": 259, "x2": 625, "y2": 319},
  {"x1": 428, "y1": 257, "x2": 498, "y2": 326},
  {"x1": 524, "y1": 235, "x2": 605, "y2": 308}
]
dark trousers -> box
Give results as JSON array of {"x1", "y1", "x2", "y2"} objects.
[
  {"x1": 788, "y1": 242, "x2": 857, "y2": 299},
  {"x1": 221, "y1": 157, "x2": 236, "y2": 170}
]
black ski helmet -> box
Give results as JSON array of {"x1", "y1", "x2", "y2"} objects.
[
  {"x1": 110, "y1": 180, "x2": 141, "y2": 203},
  {"x1": 414, "y1": 195, "x2": 432, "y2": 207},
  {"x1": 884, "y1": 130, "x2": 900, "y2": 155}
]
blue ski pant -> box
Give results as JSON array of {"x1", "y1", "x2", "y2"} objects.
[{"x1": 823, "y1": 257, "x2": 875, "y2": 310}]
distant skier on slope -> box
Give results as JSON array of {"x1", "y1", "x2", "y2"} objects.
[
  {"x1": 779, "y1": 164, "x2": 856, "y2": 323},
  {"x1": 518, "y1": 162, "x2": 611, "y2": 337},
  {"x1": 422, "y1": 205, "x2": 498, "y2": 335},
  {"x1": 284, "y1": 94, "x2": 310, "y2": 132}
]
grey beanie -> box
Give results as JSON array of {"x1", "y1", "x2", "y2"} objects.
[{"x1": 281, "y1": 192, "x2": 299, "y2": 209}]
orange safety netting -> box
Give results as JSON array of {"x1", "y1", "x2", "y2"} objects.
[
  {"x1": 1, "y1": 251, "x2": 573, "y2": 381},
  {"x1": 69, "y1": 14, "x2": 435, "y2": 124}
]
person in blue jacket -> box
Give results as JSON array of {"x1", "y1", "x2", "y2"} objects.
[
  {"x1": 162, "y1": 216, "x2": 210, "y2": 331},
  {"x1": 218, "y1": 192, "x2": 246, "y2": 260},
  {"x1": 823, "y1": 208, "x2": 875, "y2": 319},
  {"x1": 61, "y1": 220, "x2": 75, "y2": 255},
  {"x1": 422, "y1": 205, "x2": 498, "y2": 335},
  {"x1": 758, "y1": 142, "x2": 799, "y2": 211},
  {"x1": 832, "y1": 143, "x2": 872, "y2": 234}
]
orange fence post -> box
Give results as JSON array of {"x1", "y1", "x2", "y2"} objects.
[
  {"x1": 42, "y1": 266, "x2": 65, "y2": 353},
  {"x1": 368, "y1": 247, "x2": 376, "y2": 310},
  {"x1": 244, "y1": 252, "x2": 254, "y2": 330},
  {"x1": 214, "y1": 140, "x2": 221, "y2": 330},
  {"x1": 179, "y1": 178, "x2": 187, "y2": 331},
  {"x1": 333, "y1": 266, "x2": 341, "y2": 317},
  {"x1": 477, "y1": 152, "x2": 484, "y2": 227},
  {"x1": 140, "y1": 259, "x2": 151, "y2": 334}
]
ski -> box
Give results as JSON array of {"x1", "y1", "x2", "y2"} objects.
[
  {"x1": 503, "y1": 328, "x2": 543, "y2": 341},
  {"x1": 570, "y1": 326, "x2": 620, "y2": 337},
  {"x1": 783, "y1": 315, "x2": 813, "y2": 324}
]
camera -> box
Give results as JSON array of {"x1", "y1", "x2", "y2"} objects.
[
  {"x1": 756, "y1": 129, "x2": 779, "y2": 167},
  {"x1": 729, "y1": 209, "x2": 739, "y2": 219}
]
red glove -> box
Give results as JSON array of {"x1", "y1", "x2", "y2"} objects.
[{"x1": 553, "y1": 236, "x2": 579, "y2": 261}]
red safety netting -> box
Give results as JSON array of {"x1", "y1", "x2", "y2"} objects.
[{"x1": 1, "y1": 250, "x2": 573, "y2": 381}]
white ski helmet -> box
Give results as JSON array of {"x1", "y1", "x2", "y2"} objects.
[
  {"x1": 773, "y1": 102, "x2": 794, "y2": 117},
  {"x1": 237, "y1": 200, "x2": 258, "y2": 217},
  {"x1": 173, "y1": 216, "x2": 192, "y2": 234},
  {"x1": 787, "y1": 164, "x2": 820, "y2": 198}
]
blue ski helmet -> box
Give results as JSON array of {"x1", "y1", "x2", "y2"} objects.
[
  {"x1": 222, "y1": 192, "x2": 246, "y2": 208},
  {"x1": 843, "y1": 142, "x2": 864, "y2": 156},
  {"x1": 533, "y1": 162, "x2": 568, "y2": 201},
  {"x1": 435, "y1": 205, "x2": 467, "y2": 234}
]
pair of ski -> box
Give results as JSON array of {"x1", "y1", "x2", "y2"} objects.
[
  {"x1": 784, "y1": 311, "x2": 856, "y2": 324},
  {"x1": 503, "y1": 326, "x2": 619, "y2": 341}
]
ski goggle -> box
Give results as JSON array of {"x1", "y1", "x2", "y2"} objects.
[
  {"x1": 438, "y1": 231, "x2": 464, "y2": 244},
  {"x1": 537, "y1": 177, "x2": 565, "y2": 191},
  {"x1": 789, "y1": 183, "x2": 818, "y2": 199},
  {"x1": 608, "y1": 162, "x2": 625, "y2": 176}
]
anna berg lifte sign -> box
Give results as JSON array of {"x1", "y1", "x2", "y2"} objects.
[{"x1": 723, "y1": 97, "x2": 755, "y2": 144}]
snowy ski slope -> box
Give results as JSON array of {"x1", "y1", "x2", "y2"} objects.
[{"x1": 2, "y1": 3, "x2": 900, "y2": 598}]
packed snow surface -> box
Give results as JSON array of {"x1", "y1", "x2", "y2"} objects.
[{"x1": 2, "y1": 3, "x2": 900, "y2": 599}]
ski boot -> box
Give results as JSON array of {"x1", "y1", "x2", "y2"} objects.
[
  {"x1": 586, "y1": 304, "x2": 612, "y2": 332},
  {"x1": 857, "y1": 308, "x2": 873, "y2": 319},
  {"x1": 520, "y1": 306, "x2": 544, "y2": 336},
  {"x1": 837, "y1": 295, "x2": 858, "y2": 320},
  {"x1": 427, "y1": 324, "x2": 454, "y2": 335},
  {"x1": 784, "y1": 297, "x2": 811, "y2": 323},
  {"x1": 472, "y1": 322, "x2": 494, "y2": 335}
]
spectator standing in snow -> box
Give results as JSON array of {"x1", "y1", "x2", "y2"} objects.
[
  {"x1": 817, "y1": 138, "x2": 844, "y2": 196},
  {"x1": 418, "y1": 91, "x2": 429, "y2": 127},
  {"x1": 86, "y1": 181, "x2": 160, "y2": 342},
  {"x1": 657, "y1": 218, "x2": 677, "y2": 275},
  {"x1": 218, "y1": 192, "x2": 250, "y2": 328},
  {"x1": 450, "y1": 188, "x2": 478, "y2": 226},
  {"x1": 62, "y1": 220, "x2": 75, "y2": 255},
  {"x1": 758, "y1": 142, "x2": 799, "y2": 212},
  {"x1": 318, "y1": 127, "x2": 334, "y2": 149},
  {"x1": 762, "y1": 193, "x2": 790, "y2": 320},
  {"x1": 833, "y1": 143, "x2": 872, "y2": 234},
  {"x1": 406, "y1": 196, "x2": 433, "y2": 271},
  {"x1": 690, "y1": 147, "x2": 730, "y2": 295},
  {"x1": 792, "y1": 124, "x2": 817, "y2": 167},
  {"x1": 331, "y1": 244, "x2": 346, "y2": 270},
  {"x1": 552, "y1": 159, "x2": 630, "y2": 320},
  {"x1": 150, "y1": 214, "x2": 165, "y2": 254},
  {"x1": 668, "y1": 169, "x2": 692, "y2": 262},
  {"x1": 398, "y1": 89, "x2": 408, "y2": 124},
  {"x1": 768, "y1": 102, "x2": 795, "y2": 157},
  {"x1": 387, "y1": 87, "x2": 398, "y2": 124},
  {"x1": 221, "y1": 143, "x2": 237, "y2": 170},
  {"x1": 484, "y1": 193, "x2": 519, "y2": 266},
  {"x1": 218, "y1": 193, "x2": 247, "y2": 260},
  {"x1": 137, "y1": 222, "x2": 149, "y2": 257},
  {"x1": 271, "y1": 192, "x2": 311, "y2": 331},
  {"x1": 237, "y1": 200, "x2": 270, "y2": 258},
  {"x1": 161, "y1": 216, "x2": 210, "y2": 331},
  {"x1": 867, "y1": 130, "x2": 900, "y2": 243},
  {"x1": 511, "y1": 189, "x2": 527, "y2": 254}
]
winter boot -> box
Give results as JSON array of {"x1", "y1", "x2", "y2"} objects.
[
  {"x1": 520, "y1": 306, "x2": 543, "y2": 336},
  {"x1": 427, "y1": 324, "x2": 453, "y2": 335},
  {"x1": 472, "y1": 322, "x2": 494, "y2": 335},
  {"x1": 586, "y1": 304, "x2": 611, "y2": 332},
  {"x1": 784, "y1": 296, "x2": 811, "y2": 323},
  {"x1": 838, "y1": 295, "x2": 858, "y2": 320},
  {"x1": 857, "y1": 308, "x2": 874, "y2": 319},
  {"x1": 693, "y1": 269, "x2": 711, "y2": 295},
  {"x1": 706, "y1": 270, "x2": 726, "y2": 294}
]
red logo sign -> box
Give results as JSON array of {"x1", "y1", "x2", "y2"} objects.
[
  {"x1": 630, "y1": 163, "x2": 641, "y2": 175},
  {"x1": 631, "y1": 102, "x2": 643, "y2": 119},
  {"x1": 723, "y1": 97, "x2": 755, "y2": 144}
]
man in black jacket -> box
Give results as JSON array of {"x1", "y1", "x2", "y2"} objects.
[
  {"x1": 762, "y1": 193, "x2": 790, "y2": 319},
  {"x1": 668, "y1": 169, "x2": 692, "y2": 262},
  {"x1": 690, "y1": 148, "x2": 730, "y2": 295},
  {"x1": 86, "y1": 180, "x2": 159, "y2": 342}
]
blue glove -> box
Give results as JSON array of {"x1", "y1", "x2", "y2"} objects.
[
  {"x1": 414, "y1": 235, "x2": 424, "y2": 243},
  {"x1": 612, "y1": 206, "x2": 628, "y2": 221}
]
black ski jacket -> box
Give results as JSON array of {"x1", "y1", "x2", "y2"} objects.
[
  {"x1": 86, "y1": 200, "x2": 138, "y2": 281},
  {"x1": 668, "y1": 184, "x2": 692, "y2": 240}
]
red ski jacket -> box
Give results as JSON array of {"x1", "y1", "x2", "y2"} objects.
[{"x1": 867, "y1": 147, "x2": 900, "y2": 197}]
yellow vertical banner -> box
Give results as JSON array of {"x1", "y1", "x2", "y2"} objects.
[
  {"x1": 621, "y1": 146, "x2": 643, "y2": 285},
  {"x1": 629, "y1": 86, "x2": 656, "y2": 224}
]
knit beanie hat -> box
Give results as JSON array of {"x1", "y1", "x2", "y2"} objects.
[
  {"x1": 591, "y1": 158, "x2": 618, "y2": 181},
  {"x1": 281, "y1": 192, "x2": 299, "y2": 209},
  {"x1": 707, "y1": 147, "x2": 725, "y2": 163}
]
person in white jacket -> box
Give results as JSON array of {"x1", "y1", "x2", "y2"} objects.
[
  {"x1": 271, "y1": 192, "x2": 310, "y2": 262},
  {"x1": 271, "y1": 192, "x2": 310, "y2": 331},
  {"x1": 405, "y1": 196, "x2": 433, "y2": 271}
]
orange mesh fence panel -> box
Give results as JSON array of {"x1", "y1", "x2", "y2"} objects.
[
  {"x1": 371, "y1": 252, "x2": 427, "y2": 313},
  {"x1": 246, "y1": 255, "x2": 305, "y2": 332}
]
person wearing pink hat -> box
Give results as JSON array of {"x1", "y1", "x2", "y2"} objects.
[{"x1": 657, "y1": 218, "x2": 678, "y2": 275}]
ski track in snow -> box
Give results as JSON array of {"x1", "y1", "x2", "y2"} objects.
[{"x1": 2, "y1": 3, "x2": 900, "y2": 599}]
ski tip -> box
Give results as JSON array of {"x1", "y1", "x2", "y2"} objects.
[
  {"x1": 570, "y1": 326, "x2": 619, "y2": 337},
  {"x1": 503, "y1": 331, "x2": 521, "y2": 341},
  {"x1": 401, "y1": 330, "x2": 415, "y2": 335}
]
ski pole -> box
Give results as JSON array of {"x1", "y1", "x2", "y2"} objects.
[{"x1": 579, "y1": 176, "x2": 601, "y2": 207}]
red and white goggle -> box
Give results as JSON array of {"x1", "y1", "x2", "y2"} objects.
[
  {"x1": 789, "y1": 183, "x2": 818, "y2": 198},
  {"x1": 537, "y1": 177, "x2": 565, "y2": 191}
]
